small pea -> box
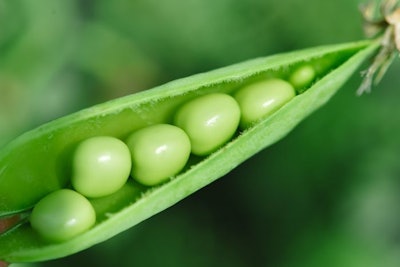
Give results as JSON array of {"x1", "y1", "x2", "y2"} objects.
[
  {"x1": 126, "y1": 124, "x2": 191, "y2": 186},
  {"x1": 289, "y1": 64, "x2": 316, "y2": 89},
  {"x1": 30, "y1": 189, "x2": 96, "y2": 242},
  {"x1": 72, "y1": 136, "x2": 132, "y2": 198},
  {"x1": 234, "y1": 79, "x2": 296, "y2": 129},
  {"x1": 174, "y1": 93, "x2": 241, "y2": 156}
]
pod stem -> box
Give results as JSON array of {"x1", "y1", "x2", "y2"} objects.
[
  {"x1": 0, "y1": 212, "x2": 30, "y2": 236},
  {"x1": 358, "y1": 0, "x2": 400, "y2": 95}
]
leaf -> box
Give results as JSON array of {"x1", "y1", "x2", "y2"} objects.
[{"x1": 0, "y1": 40, "x2": 378, "y2": 262}]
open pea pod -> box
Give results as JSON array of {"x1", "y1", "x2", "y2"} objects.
[{"x1": 0, "y1": 40, "x2": 378, "y2": 262}]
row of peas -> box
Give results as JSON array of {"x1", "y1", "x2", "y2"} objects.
[{"x1": 30, "y1": 64, "x2": 316, "y2": 242}]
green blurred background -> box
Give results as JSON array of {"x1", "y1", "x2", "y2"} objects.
[{"x1": 2, "y1": 0, "x2": 400, "y2": 266}]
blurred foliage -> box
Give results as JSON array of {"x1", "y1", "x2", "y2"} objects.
[{"x1": 1, "y1": 0, "x2": 400, "y2": 266}]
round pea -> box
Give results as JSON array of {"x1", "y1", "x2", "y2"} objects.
[
  {"x1": 72, "y1": 136, "x2": 132, "y2": 198},
  {"x1": 174, "y1": 93, "x2": 240, "y2": 156},
  {"x1": 234, "y1": 79, "x2": 295, "y2": 129},
  {"x1": 30, "y1": 189, "x2": 96, "y2": 242},
  {"x1": 126, "y1": 124, "x2": 191, "y2": 186},
  {"x1": 289, "y1": 64, "x2": 316, "y2": 89}
]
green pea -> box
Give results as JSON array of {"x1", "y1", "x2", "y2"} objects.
[
  {"x1": 30, "y1": 189, "x2": 96, "y2": 242},
  {"x1": 289, "y1": 64, "x2": 316, "y2": 89},
  {"x1": 72, "y1": 136, "x2": 132, "y2": 198},
  {"x1": 174, "y1": 93, "x2": 240, "y2": 156},
  {"x1": 126, "y1": 124, "x2": 191, "y2": 186},
  {"x1": 234, "y1": 79, "x2": 296, "y2": 129}
]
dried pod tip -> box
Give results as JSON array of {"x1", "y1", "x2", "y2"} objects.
[{"x1": 357, "y1": 0, "x2": 400, "y2": 95}]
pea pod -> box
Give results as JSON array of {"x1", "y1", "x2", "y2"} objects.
[{"x1": 0, "y1": 40, "x2": 378, "y2": 262}]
